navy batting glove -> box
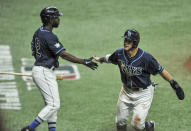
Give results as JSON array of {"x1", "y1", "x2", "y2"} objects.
[
  {"x1": 83, "y1": 57, "x2": 98, "y2": 70},
  {"x1": 170, "y1": 80, "x2": 185, "y2": 100}
]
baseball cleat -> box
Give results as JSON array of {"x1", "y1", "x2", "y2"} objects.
[
  {"x1": 116, "y1": 124, "x2": 127, "y2": 131},
  {"x1": 21, "y1": 126, "x2": 34, "y2": 131},
  {"x1": 145, "y1": 121, "x2": 155, "y2": 131}
]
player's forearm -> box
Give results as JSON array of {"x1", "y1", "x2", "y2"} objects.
[
  {"x1": 160, "y1": 69, "x2": 173, "y2": 82},
  {"x1": 93, "y1": 56, "x2": 106, "y2": 63},
  {"x1": 93, "y1": 54, "x2": 111, "y2": 63},
  {"x1": 59, "y1": 50, "x2": 84, "y2": 64}
]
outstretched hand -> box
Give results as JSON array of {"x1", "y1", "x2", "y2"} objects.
[
  {"x1": 170, "y1": 80, "x2": 185, "y2": 100},
  {"x1": 92, "y1": 56, "x2": 100, "y2": 62},
  {"x1": 83, "y1": 57, "x2": 98, "y2": 70}
]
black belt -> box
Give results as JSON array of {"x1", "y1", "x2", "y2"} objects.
[
  {"x1": 41, "y1": 65, "x2": 55, "y2": 70},
  {"x1": 129, "y1": 87, "x2": 147, "y2": 91},
  {"x1": 123, "y1": 85, "x2": 148, "y2": 91},
  {"x1": 35, "y1": 64, "x2": 55, "y2": 70}
]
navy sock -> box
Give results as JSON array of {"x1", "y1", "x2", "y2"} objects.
[
  {"x1": 29, "y1": 116, "x2": 43, "y2": 130},
  {"x1": 48, "y1": 122, "x2": 56, "y2": 131},
  {"x1": 49, "y1": 127, "x2": 56, "y2": 131},
  {"x1": 147, "y1": 122, "x2": 152, "y2": 127}
]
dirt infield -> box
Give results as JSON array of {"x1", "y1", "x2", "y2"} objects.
[{"x1": 186, "y1": 57, "x2": 191, "y2": 71}]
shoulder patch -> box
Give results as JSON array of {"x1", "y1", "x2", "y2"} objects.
[{"x1": 54, "y1": 42, "x2": 61, "y2": 48}]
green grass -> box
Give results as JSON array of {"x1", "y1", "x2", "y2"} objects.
[{"x1": 1, "y1": 0, "x2": 191, "y2": 130}]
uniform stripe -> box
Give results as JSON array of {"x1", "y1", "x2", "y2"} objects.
[
  {"x1": 56, "y1": 47, "x2": 65, "y2": 55},
  {"x1": 41, "y1": 68, "x2": 55, "y2": 118},
  {"x1": 36, "y1": 116, "x2": 43, "y2": 123},
  {"x1": 130, "y1": 50, "x2": 144, "y2": 65},
  {"x1": 43, "y1": 68, "x2": 55, "y2": 108},
  {"x1": 123, "y1": 49, "x2": 145, "y2": 65},
  {"x1": 48, "y1": 124, "x2": 56, "y2": 128},
  {"x1": 159, "y1": 66, "x2": 164, "y2": 73},
  {"x1": 48, "y1": 122, "x2": 56, "y2": 124},
  {"x1": 48, "y1": 122, "x2": 56, "y2": 128}
]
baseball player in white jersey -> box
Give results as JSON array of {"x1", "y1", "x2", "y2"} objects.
[
  {"x1": 93, "y1": 29, "x2": 184, "y2": 131},
  {"x1": 21, "y1": 6, "x2": 98, "y2": 131}
]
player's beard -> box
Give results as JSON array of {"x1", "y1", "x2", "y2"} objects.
[{"x1": 52, "y1": 22, "x2": 59, "y2": 28}]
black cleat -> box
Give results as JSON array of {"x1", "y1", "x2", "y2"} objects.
[
  {"x1": 116, "y1": 124, "x2": 127, "y2": 131},
  {"x1": 21, "y1": 126, "x2": 34, "y2": 131},
  {"x1": 145, "y1": 121, "x2": 155, "y2": 131}
]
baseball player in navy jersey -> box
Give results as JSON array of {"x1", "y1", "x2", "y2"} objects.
[
  {"x1": 93, "y1": 29, "x2": 184, "y2": 131},
  {"x1": 21, "y1": 6, "x2": 98, "y2": 131}
]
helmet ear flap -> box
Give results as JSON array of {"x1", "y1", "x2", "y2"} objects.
[
  {"x1": 132, "y1": 41, "x2": 136, "y2": 48},
  {"x1": 132, "y1": 39, "x2": 138, "y2": 48},
  {"x1": 41, "y1": 15, "x2": 49, "y2": 26}
]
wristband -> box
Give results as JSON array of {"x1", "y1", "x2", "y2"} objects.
[{"x1": 99, "y1": 57, "x2": 105, "y2": 63}]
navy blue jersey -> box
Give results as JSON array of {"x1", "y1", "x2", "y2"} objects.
[
  {"x1": 108, "y1": 48, "x2": 164, "y2": 88},
  {"x1": 31, "y1": 27, "x2": 66, "y2": 68}
]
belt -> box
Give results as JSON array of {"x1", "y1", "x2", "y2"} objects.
[
  {"x1": 123, "y1": 85, "x2": 148, "y2": 91},
  {"x1": 129, "y1": 87, "x2": 147, "y2": 91},
  {"x1": 41, "y1": 66, "x2": 55, "y2": 70}
]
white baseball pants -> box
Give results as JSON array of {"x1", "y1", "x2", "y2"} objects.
[
  {"x1": 115, "y1": 85, "x2": 154, "y2": 130},
  {"x1": 32, "y1": 66, "x2": 60, "y2": 123}
]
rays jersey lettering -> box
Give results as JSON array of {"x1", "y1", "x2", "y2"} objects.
[
  {"x1": 108, "y1": 48, "x2": 164, "y2": 88},
  {"x1": 119, "y1": 60, "x2": 143, "y2": 76},
  {"x1": 31, "y1": 27, "x2": 66, "y2": 68}
]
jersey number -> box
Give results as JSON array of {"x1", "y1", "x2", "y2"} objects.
[{"x1": 34, "y1": 37, "x2": 41, "y2": 57}]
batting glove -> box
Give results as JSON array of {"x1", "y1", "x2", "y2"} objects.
[
  {"x1": 170, "y1": 80, "x2": 185, "y2": 100},
  {"x1": 83, "y1": 57, "x2": 98, "y2": 70}
]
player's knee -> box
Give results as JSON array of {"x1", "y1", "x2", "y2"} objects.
[
  {"x1": 53, "y1": 102, "x2": 60, "y2": 110},
  {"x1": 131, "y1": 116, "x2": 145, "y2": 130},
  {"x1": 54, "y1": 104, "x2": 60, "y2": 110},
  {"x1": 47, "y1": 103, "x2": 60, "y2": 111}
]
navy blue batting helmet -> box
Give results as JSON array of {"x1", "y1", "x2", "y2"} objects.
[
  {"x1": 122, "y1": 29, "x2": 140, "y2": 48},
  {"x1": 40, "y1": 6, "x2": 63, "y2": 26}
]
